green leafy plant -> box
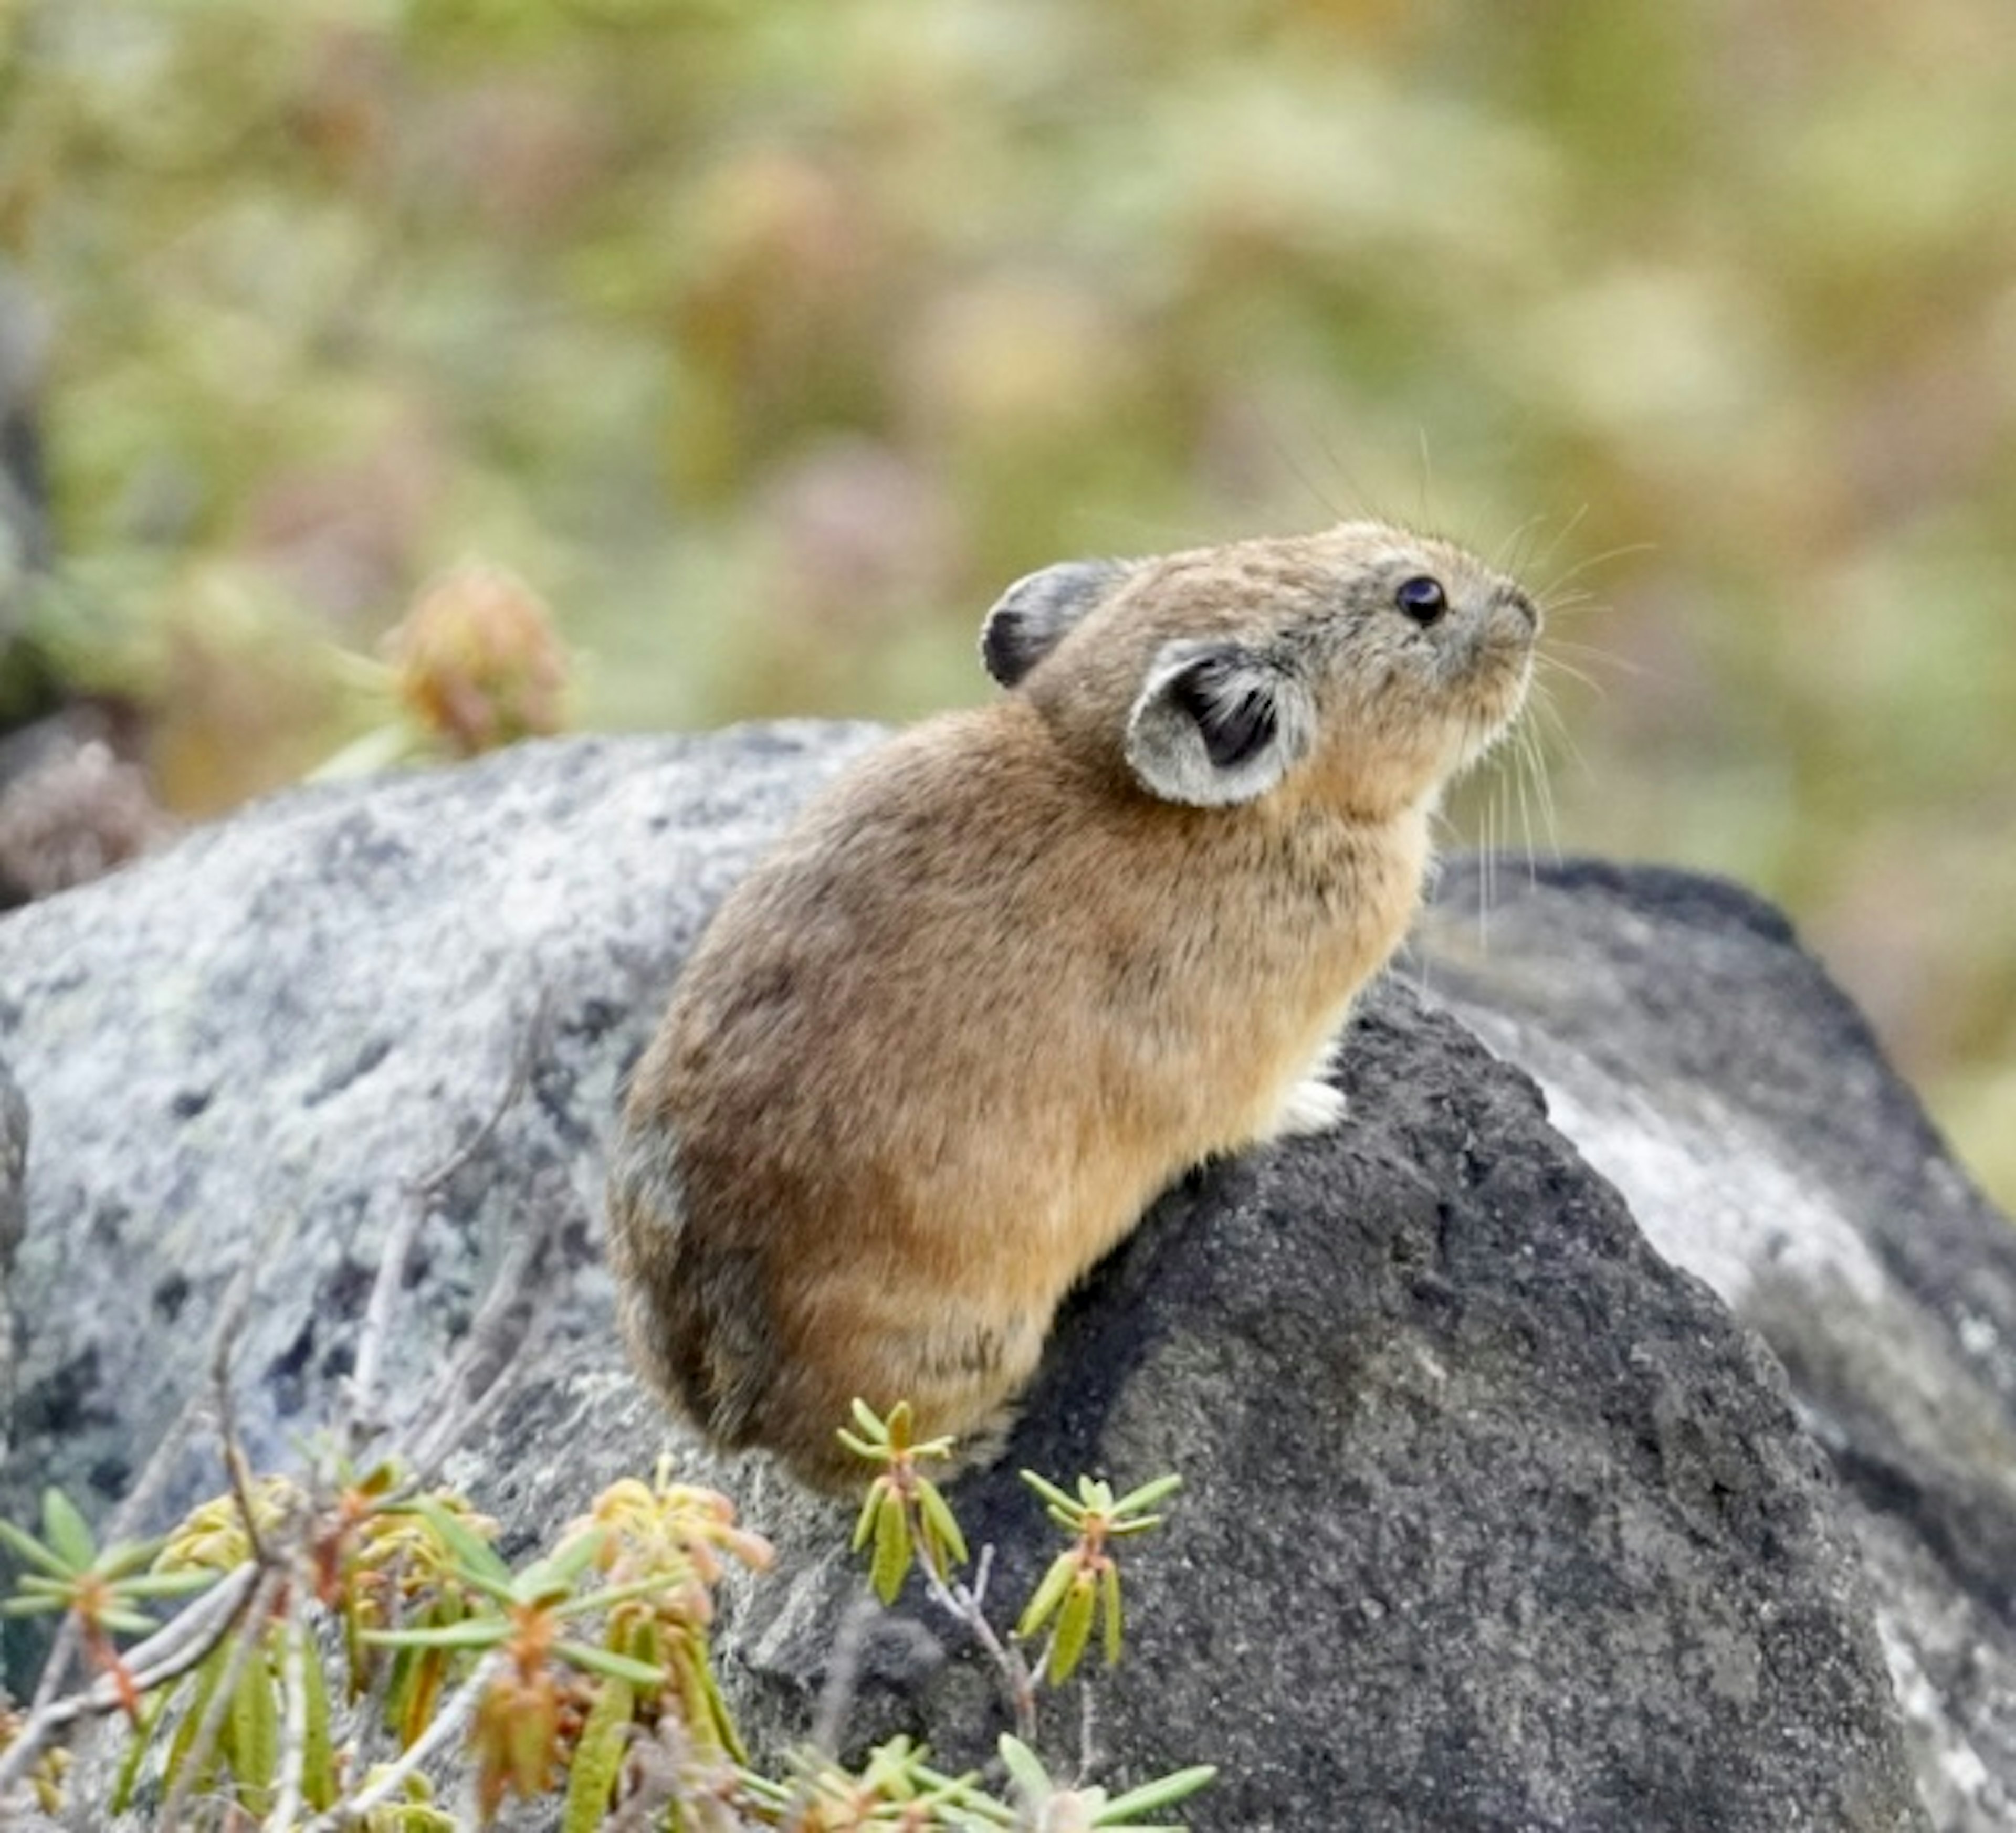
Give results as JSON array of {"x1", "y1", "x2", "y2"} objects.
[
  {"x1": 838, "y1": 1398, "x2": 970, "y2": 1602},
  {"x1": 740, "y1": 1733, "x2": 996, "y2": 1827},
  {"x1": 359, "y1": 1485, "x2": 774, "y2": 1825},
  {"x1": 0, "y1": 1488, "x2": 218, "y2": 1719},
  {"x1": 361, "y1": 1510, "x2": 649, "y2": 1819},
  {"x1": 121, "y1": 1466, "x2": 498, "y2": 1815},
  {"x1": 0, "y1": 1411, "x2": 1210, "y2": 1827},
  {"x1": 996, "y1": 1733, "x2": 1216, "y2": 1830},
  {"x1": 1014, "y1": 1473, "x2": 1181, "y2": 1685},
  {"x1": 835, "y1": 1403, "x2": 1211, "y2": 1828}
]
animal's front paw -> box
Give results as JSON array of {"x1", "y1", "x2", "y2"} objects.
[{"x1": 1272, "y1": 1077, "x2": 1348, "y2": 1138}]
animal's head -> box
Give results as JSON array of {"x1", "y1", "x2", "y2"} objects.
[{"x1": 981, "y1": 520, "x2": 1539, "y2": 820}]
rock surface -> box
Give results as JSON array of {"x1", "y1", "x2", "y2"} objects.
[
  {"x1": 0, "y1": 725, "x2": 883, "y2": 1527},
  {"x1": 1416, "y1": 861, "x2": 2016, "y2": 1833},
  {"x1": 0, "y1": 727, "x2": 1956, "y2": 1829},
  {"x1": 0, "y1": 1053, "x2": 24, "y2": 1460}
]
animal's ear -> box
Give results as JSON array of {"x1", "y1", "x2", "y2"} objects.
[
  {"x1": 980, "y1": 560, "x2": 1129, "y2": 688},
  {"x1": 1125, "y1": 640, "x2": 1316, "y2": 807}
]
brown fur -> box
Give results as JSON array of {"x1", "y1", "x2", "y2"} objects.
[{"x1": 607, "y1": 521, "x2": 1538, "y2": 1489}]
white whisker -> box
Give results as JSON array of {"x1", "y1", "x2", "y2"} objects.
[{"x1": 1537, "y1": 540, "x2": 1656, "y2": 605}]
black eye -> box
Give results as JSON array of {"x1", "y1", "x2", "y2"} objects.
[{"x1": 1395, "y1": 575, "x2": 1447, "y2": 625}]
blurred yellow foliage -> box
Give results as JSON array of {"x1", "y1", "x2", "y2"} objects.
[
  {"x1": 387, "y1": 561, "x2": 569, "y2": 756},
  {"x1": 2, "y1": 0, "x2": 2013, "y2": 1202}
]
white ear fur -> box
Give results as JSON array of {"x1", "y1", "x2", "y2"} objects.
[
  {"x1": 1124, "y1": 640, "x2": 1316, "y2": 807},
  {"x1": 980, "y1": 560, "x2": 1129, "y2": 688}
]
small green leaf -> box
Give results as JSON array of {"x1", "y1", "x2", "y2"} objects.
[
  {"x1": 997, "y1": 1734, "x2": 1054, "y2": 1806},
  {"x1": 0, "y1": 1594, "x2": 69, "y2": 1618},
  {"x1": 512, "y1": 1527, "x2": 606, "y2": 1605},
  {"x1": 405, "y1": 1498, "x2": 510, "y2": 1592},
  {"x1": 1018, "y1": 1470, "x2": 1079, "y2": 1516},
  {"x1": 41, "y1": 1489, "x2": 97, "y2": 1572},
  {"x1": 163, "y1": 1640, "x2": 232, "y2": 1798},
  {"x1": 681, "y1": 1640, "x2": 749, "y2": 1763},
  {"x1": 98, "y1": 1605, "x2": 161, "y2": 1637},
  {"x1": 112, "y1": 1687, "x2": 171, "y2": 1811},
  {"x1": 226, "y1": 1642, "x2": 279, "y2": 1817},
  {"x1": 299, "y1": 1623, "x2": 338, "y2": 1812},
  {"x1": 916, "y1": 1478, "x2": 969, "y2": 1575},
  {"x1": 561, "y1": 1674, "x2": 634, "y2": 1833},
  {"x1": 1101, "y1": 1560, "x2": 1124, "y2": 1668},
  {"x1": 0, "y1": 1516, "x2": 69, "y2": 1579},
  {"x1": 850, "y1": 1479, "x2": 882, "y2": 1552},
  {"x1": 869, "y1": 1487, "x2": 909, "y2": 1604},
  {"x1": 1107, "y1": 1514, "x2": 1167, "y2": 1538},
  {"x1": 1015, "y1": 1551, "x2": 1076, "y2": 1641},
  {"x1": 1092, "y1": 1765, "x2": 1219, "y2": 1820},
  {"x1": 387, "y1": 1640, "x2": 452, "y2": 1751},
  {"x1": 1047, "y1": 1572, "x2": 1097, "y2": 1685},
  {"x1": 554, "y1": 1639, "x2": 666, "y2": 1687},
  {"x1": 620, "y1": 1613, "x2": 662, "y2": 1668},
  {"x1": 909, "y1": 1760, "x2": 1011, "y2": 1819},
  {"x1": 95, "y1": 1536, "x2": 170, "y2": 1582},
  {"x1": 364, "y1": 1618, "x2": 510, "y2": 1652},
  {"x1": 1112, "y1": 1474, "x2": 1183, "y2": 1515},
  {"x1": 736, "y1": 1769, "x2": 795, "y2": 1809},
  {"x1": 849, "y1": 1396, "x2": 885, "y2": 1439},
  {"x1": 556, "y1": 1573, "x2": 695, "y2": 1620}
]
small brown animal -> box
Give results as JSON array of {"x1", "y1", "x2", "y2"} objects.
[{"x1": 608, "y1": 521, "x2": 1538, "y2": 1489}]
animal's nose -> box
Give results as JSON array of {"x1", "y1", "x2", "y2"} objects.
[{"x1": 1497, "y1": 585, "x2": 1541, "y2": 631}]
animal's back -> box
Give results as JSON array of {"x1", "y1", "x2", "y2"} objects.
[{"x1": 608, "y1": 704, "x2": 1136, "y2": 1471}]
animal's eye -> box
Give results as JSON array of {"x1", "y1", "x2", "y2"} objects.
[{"x1": 1395, "y1": 575, "x2": 1448, "y2": 625}]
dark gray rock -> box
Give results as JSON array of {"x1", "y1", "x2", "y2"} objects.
[
  {"x1": 0, "y1": 731, "x2": 1943, "y2": 1828},
  {"x1": 1416, "y1": 861, "x2": 2016, "y2": 1833}
]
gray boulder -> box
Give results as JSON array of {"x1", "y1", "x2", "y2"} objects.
[
  {"x1": 0, "y1": 1052, "x2": 24, "y2": 1458},
  {"x1": 0, "y1": 728, "x2": 1954, "y2": 1828},
  {"x1": 0, "y1": 725, "x2": 882, "y2": 1524},
  {"x1": 1416, "y1": 861, "x2": 2016, "y2": 1833}
]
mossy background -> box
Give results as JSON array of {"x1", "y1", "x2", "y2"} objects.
[{"x1": 2, "y1": 0, "x2": 2013, "y2": 1206}]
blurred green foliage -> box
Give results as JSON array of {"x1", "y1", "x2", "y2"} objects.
[{"x1": 3, "y1": 0, "x2": 2013, "y2": 1204}]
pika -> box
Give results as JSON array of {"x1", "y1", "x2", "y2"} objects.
[{"x1": 608, "y1": 521, "x2": 1538, "y2": 1490}]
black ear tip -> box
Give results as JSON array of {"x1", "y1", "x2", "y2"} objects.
[
  {"x1": 980, "y1": 608, "x2": 1025, "y2": 687},
  {"x1": 978, "y1": 559, "x2": 1127, "y2": 689}
]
